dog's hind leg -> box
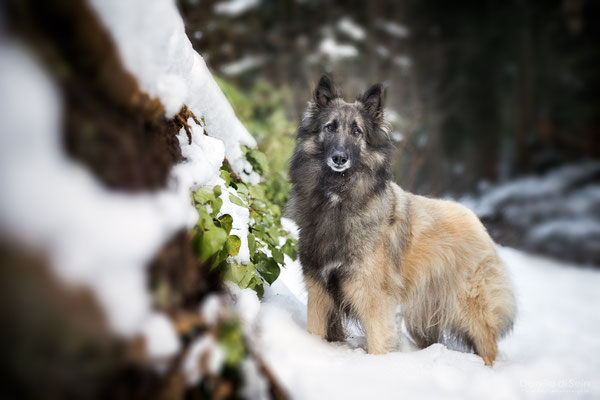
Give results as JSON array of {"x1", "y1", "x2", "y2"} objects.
[
  {"x1": 406, "y1": 323, "x2": 439, "y2": 349},
  {"x1": 403, "y1": 296, "x2": 444, "y2": 349},
  {"x1": 305, "y1": 276, "x2": 335, "y2": 340}
]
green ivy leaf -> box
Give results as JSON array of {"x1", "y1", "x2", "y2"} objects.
[
  {"x1": 229, "y1": 194, "x2": 246, "y2": 207},
  {"x1": 282, "y1": 238, "x2": 298, "y2": 260},
  {"x1": 198, "y1": 227, "x2": 227, "y2": 262},
  {"x1": 256, "y1": 257, "x2": 280, "y2": 285},
  {"x1": 246, "y1": 149, "x2": 270, "y2": 175},
  {"x1": 268, "y1": 226, "x2": 280, "y2": 240},
  {"x1": 218, "y1": 214, "x2": 233, "y2": 234},
  {"x1": 224, "y1": 262, "x2": 245, "y2": 285},
  {"x1": 226, "y1": 235, "x2": 241, "y2": 256},
  {"x1": 269, "y1": 203, "x2": 281, "y2": 217},
  {"x1": 237, "y1": 192, "x2": 250, "y2": 205},
  {"x1": 239, "y1": 263, "x2": 256, "y2": 288},
  {"x1": 218, "y1": 320, "x2": 246, "y2": 367},
  {"x1": 248, "y1": 275, "x2": 264, "y2": 299},
  {"x1": 249, "y1": 183, "x2": 266, "y2": 199},
  {"x1": 248, "y1": 233, "x2": 256, "y2": 256},
  {"x1": 255, "y1": 285, "x2": 264, "y2": 299},
  {"x1": 193, "y1": 188, "x2": 214, "y2": 205},
  {"x1": 225, "y1": 262, "x2": 257, "y2": 289},
  {"x1": 211, "y1": 197, "x2": 223, "y2": 217},
  {"x1": 272, "y1": 248, "x2": 284, "y2": 265},
  {"x1": 211, "y1": 249, "x2": 230, "y2": 270},
  {"x1": 220, "y1": 168, "x2": 232, "y2": 186},
  {"x1": 236, "y1": 182, "x2": 249, "y2": 196},
  {"x1": 196, "y1": 206, "x2": 216, "y2": 231},
  {"x1": 251, "y1": 214, "x2": 264, "y2": 228}
]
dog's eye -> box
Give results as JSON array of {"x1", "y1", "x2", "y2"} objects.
[
  {"x1": 352, "y1": 127, "x2": 362, "y2": 136},
  {"x1": 325, "y1": 124, "x2": 336, "y2": 133}
]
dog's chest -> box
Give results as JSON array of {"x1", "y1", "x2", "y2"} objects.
[
  {"x1": 320, "y1": 260, "x2": 343, "y2": 283},
  {"x1": 320, "y1": 260, "x2": 354, "y2": 307}
]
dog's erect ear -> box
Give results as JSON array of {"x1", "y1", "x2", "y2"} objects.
[
  {"x1": 313, "y1": 75, "x2": 338, "y2": 107},
  {"x1": 359, "y1": 83, "x2": 384, "y2": 121}
]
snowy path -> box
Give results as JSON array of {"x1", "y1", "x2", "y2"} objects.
[{"x1": 256, "y1": 247, "x2": 600, "y2": 399}]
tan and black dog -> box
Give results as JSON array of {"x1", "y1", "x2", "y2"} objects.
[{"x1": 286, "y1": 75, "x2": 516, "y2": 365}]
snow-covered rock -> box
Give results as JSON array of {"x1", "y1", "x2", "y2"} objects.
[
  {"x1": 460, "y1": 162, "x2": 600, "y2": 264},
  {"x1": 0, "y1": 0, "x2": 259, "y2": 360}
]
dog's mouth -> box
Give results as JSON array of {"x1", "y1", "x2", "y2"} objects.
[{"x1": 327, "y1": 158, "x2": 352, "y2": 173}]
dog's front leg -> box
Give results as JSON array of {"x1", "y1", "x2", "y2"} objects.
[
  {"x1": 343, "y1": 280, "x2": 397, "y2": 354},
  {"x1": 305, "y1": 276, "x2": 334, "y2": 339}
]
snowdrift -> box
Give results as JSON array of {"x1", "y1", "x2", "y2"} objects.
[{"x1": 246, "y1": 238, "x2": 600, "y2": 399}]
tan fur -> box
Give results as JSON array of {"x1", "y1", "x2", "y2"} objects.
[
  {"x1": 305, "y1": 183, "x2": 516, "y2": 365},
  {"x1": 301, "y1": 137, "x2": 319, "y2": 156},
  {"x1": 341, "y1": 240, "x2": 401, "y2": 354},
  {"x1": 305, "y1": 276, "x2": 333, "y2": 338}
]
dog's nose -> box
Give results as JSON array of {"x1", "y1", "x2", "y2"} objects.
[{"x1": 330, "y1": 151, "x2": 348, "y2": 166}]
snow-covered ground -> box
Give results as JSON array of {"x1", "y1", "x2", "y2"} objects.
[{"x1": 244, "y1": 238, "x2": 600, "y2": 399}]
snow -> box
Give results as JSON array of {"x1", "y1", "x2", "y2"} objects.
[
  {"x1": 141, "y1": 313, "x2": 181, "y2": 359},
  {"x1": 240, "y1": 358, "x2": 270, "y2": 400},
  {"x1": 391, "y1": 131, "x2": 404, "y2": 142},
  {"x1": 183, "y1": 334, "x2": 225, "y2": 385},
  {"x1": 89, "y1": 0, "x2": 256, "y2": 173},
  {"x1": 221, "y1": 55, "x2": 265, "y2": 76},
  {"x1": 175, "y1": 121, "x2": 225, "y2": 188},
  {"x1": 384, "y1": 108, "x2": 400, "y2": 124},
  {"x1": 393, "y1": 55, "x2": 412, "y2": 69},
  {"x1": 213, "y1": 0, "x2": 259, "y2": 17},
  {"x1": 319, "y1": 35, "x2": 359, "y2": 60},
  {"x1": 200, "y1": 294, "x2": 223, "y2": 325},
  {"x1": 230, "y1": 220, "x2": 600, "y2": 399},
  {"x1": 376, "y1": 45, "x2": 390, "y2": 58},
  {"x1": 337, "y1": 17, "x2": 366, "y2": 41},
  {"x1": 227, "y1": 283, "x2": 261, "y2": 327},
  {"x1": 377, "y1": 19, "x2": 410, "y2": 38}
]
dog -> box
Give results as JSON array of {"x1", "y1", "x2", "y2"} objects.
[{"x1": 286, "y1": 75, "x2": 516, "y2": 366}]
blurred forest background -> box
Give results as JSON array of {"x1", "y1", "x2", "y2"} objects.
[{"x1": 179, "y1": 0, "x2": 600, "y2": 265}]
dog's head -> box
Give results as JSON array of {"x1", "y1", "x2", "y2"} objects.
[{"x1": 295, "y1": 75, "x2": 392, "y2": 180}]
